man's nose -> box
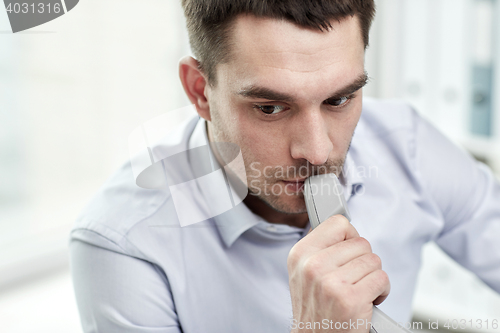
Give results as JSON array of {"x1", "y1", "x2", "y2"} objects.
[{"x1": 289, "y1": 109, "x2": 333, "y2": 166}]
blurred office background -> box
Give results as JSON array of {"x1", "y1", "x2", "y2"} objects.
[{"x1": 0, "y1": 0, "x2": 499, "y2": 332}]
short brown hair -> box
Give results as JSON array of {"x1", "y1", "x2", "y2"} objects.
[{"x1": 182, "y1": 0, "x2": 376, "y2": 85}]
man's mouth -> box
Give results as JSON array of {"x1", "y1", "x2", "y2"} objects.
[{"x1": 281, "y1": 179, "x2": 306, "y2": 192}]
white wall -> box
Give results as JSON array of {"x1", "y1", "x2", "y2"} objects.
[
  {"x1": 0, "y1": 0, "x2": 190, "y2": 284},
  {"x1": 0, "y1": 1, "x2": 190, "y2": 331}
]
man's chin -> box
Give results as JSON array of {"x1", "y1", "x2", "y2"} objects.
[{"x1": 258, "y1": 193, "x2": 308, "y2": 215}]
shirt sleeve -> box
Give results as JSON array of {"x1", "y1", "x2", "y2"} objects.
[
  {"x1": 69, "y1": 230, "x2": 182, "y2": 333},
  {"x1": 414, "y1": 110, "x2": 500, "y2": 293}
]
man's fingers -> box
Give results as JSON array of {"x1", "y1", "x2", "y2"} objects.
[
  {"x1": 354, "y1": 269, "x2": 391, "y2": 305},
  {"x1": 304, "y1": 236, "x2": 372, "y2": 273},
  {"x1": 288, "y1": 216, "x2": 362, "y2": 274},
  {"x1": 334, "y1": 252, "x2": 382, "y2": 284},
  {"x1": 305, "y1": 215, "x2": 359, "y2": 249}
]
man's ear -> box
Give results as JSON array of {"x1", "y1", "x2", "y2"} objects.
[{"x1": 179, "y1": 56, "x2": 211, "y2": 121}]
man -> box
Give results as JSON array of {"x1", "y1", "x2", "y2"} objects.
[{"x1": 70, "y1": 1, "x2": 500, "y2": 332}]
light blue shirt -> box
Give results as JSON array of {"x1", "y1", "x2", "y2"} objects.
[{"x1": 70, "y1": 97, "x2": 500, "y2": 333}]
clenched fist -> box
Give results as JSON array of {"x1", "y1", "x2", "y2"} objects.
[{"x1": 287, "y1": 215, "x2": 390, "y2": 333}]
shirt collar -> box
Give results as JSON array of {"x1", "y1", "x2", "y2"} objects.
[
  {"x1": 187, "y1": 117, "x2": 261, "y2": 247},
  {"x1": 341, "y1": 148, "x2": 365, "y2": 202},
  {"x1": 187, "y1": 117, "x2": 364, "y2": 247}
]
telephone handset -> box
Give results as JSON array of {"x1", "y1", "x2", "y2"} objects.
[{"x1": 304, "y1": 174, "x2": 412, "y2": 333}]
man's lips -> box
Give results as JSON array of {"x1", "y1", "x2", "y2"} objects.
[{"x1": 281, "y1": 179, "x2": 306, "y2": 192}]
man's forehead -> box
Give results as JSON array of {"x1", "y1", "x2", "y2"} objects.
[
  {"x1": 215, "y1": 14, "x2": 365, "y2": 99},
  {"x1": 228, "y1": 14, "x2": 364, "y2": 72}
]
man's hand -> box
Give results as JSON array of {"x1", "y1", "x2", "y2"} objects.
[{"x1": 287, "y1": 215, "x2": 390, "y2": 333}]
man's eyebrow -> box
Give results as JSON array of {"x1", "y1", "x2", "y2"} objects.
[
  {"x1": 237, "y1": 86, "x2": 295, "y2": 102},
  {"x1": 326, "y1": 72, "x2": 369, "y2": 99},
  {"x1": 236, "y1": 72, "x2": 369, "y2": 102}
]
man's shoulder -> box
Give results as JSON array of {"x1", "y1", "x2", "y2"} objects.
[
  {"x1": 359, "y1": 97, "x2": 417, "y2": 137},
  {"x1": 351, "y1": 97, "x2": 424, "y2": 177},
  {"x1": 71, "y1": 161, "x2": 175, "y2": 247},
  {"x1": 70, "y1": 113, "x2": 201, "y2": 251}
]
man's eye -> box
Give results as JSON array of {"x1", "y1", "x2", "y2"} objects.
[
  {"x1": 325, "y1": 96, "x2": 351, "y2": 107},
  {"x1": 254, "y1": 105, "x2": 287, "y2": 115}
]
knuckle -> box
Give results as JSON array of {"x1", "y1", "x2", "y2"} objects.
[
  {"x1": 355, "y1": 236, "x2": 372, "y2": 253},
  {"x1": 366, "y1": 252, "x2": 382, "y2": 268},
  {"x1": 287, "y1": 246, "x2": 301, "y2": 269},
  {"x1": 327, "y1": 214, "x2": 349, "y2": 228},
  {"x1": 371, "y1": 269, "x2": 390, "y2": 292},
  {"x1": 336, "y1": 215, "x2": 350, "y2": 228},
  {"x1": 302, "y1": 256, "x2": 321, "y2": 280},
  {"x1": 378, "y1": 269, "x2": 390, "y2": 286}
]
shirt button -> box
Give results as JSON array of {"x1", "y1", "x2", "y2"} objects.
[{"x1": 266, "y1": 225, "x2": 277, "y2": 232}]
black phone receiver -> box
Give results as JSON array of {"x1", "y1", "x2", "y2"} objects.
[{"x1": 304, "y1": 173, "x2": 412, "y2": 333}]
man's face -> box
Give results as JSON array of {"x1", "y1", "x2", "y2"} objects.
[{"x1": 206, "y1": 14, "x2": 366, "y2": 215}]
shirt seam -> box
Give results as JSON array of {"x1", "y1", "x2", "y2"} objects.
[
  {"x1": 71, "y1": 226, "x2": 161, "y2": 264},
  {"x1": 124, "y1": 194, "x2": 172, "y2": 238},
  {"x1": 70, "y1": 227, "x2": 126, "y2": 252}
]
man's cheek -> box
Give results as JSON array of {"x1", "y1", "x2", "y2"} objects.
[
  {"x1": 249, "y1": 179, "x2": 263, "y2": 195},
  {"x1": 248, "y1": 162, "x2": 262, "y2": 178}
]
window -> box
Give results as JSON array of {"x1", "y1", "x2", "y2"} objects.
[{"x1": 0, "y1": 0, "x2": 190, "y2": 287}]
